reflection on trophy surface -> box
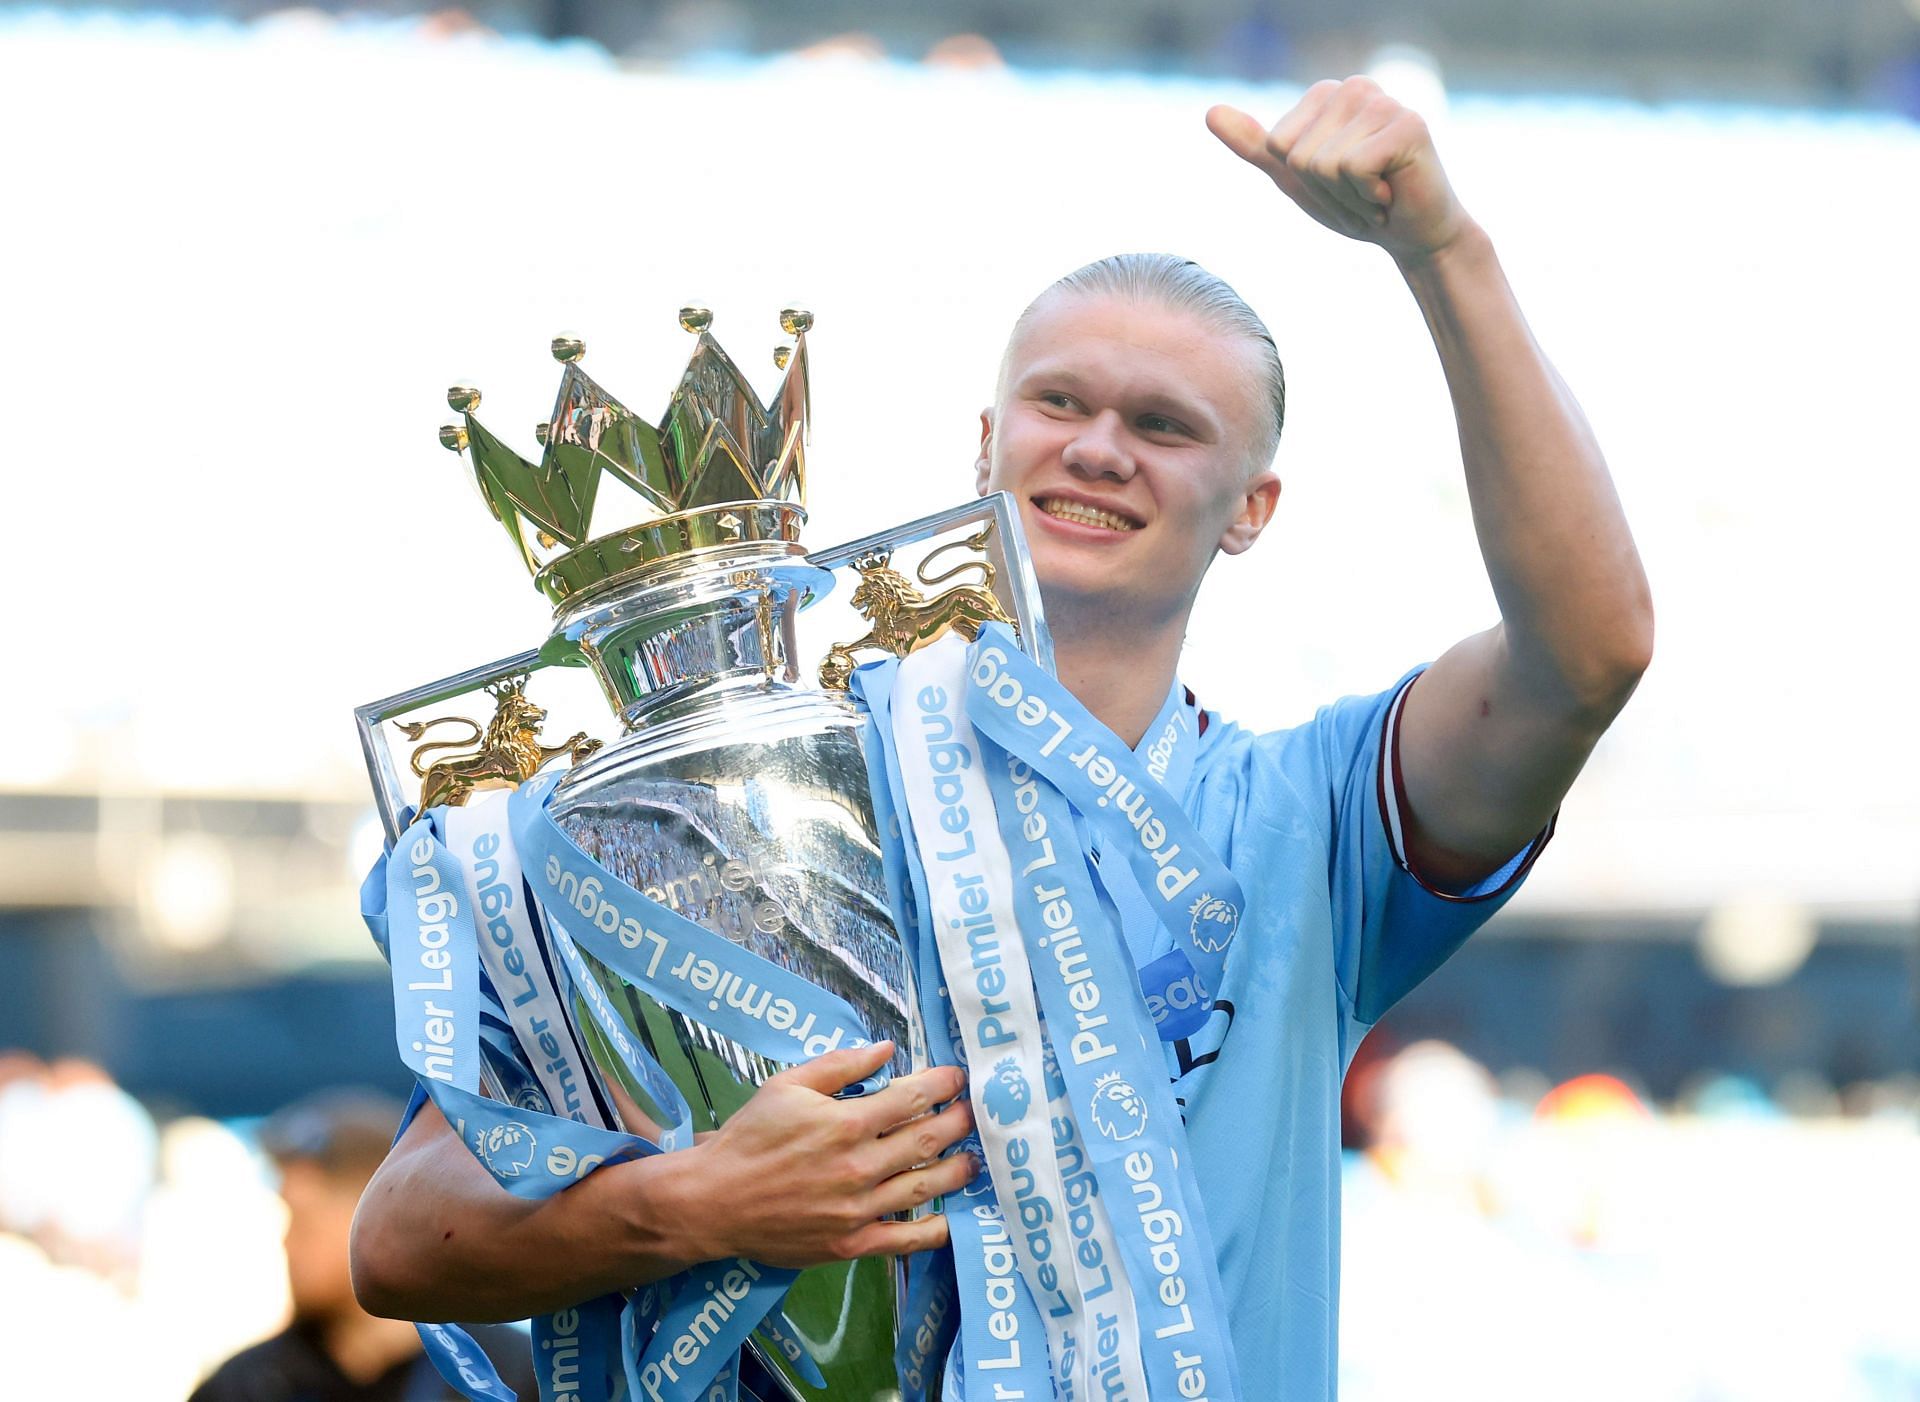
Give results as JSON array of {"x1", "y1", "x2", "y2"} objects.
[{"x1": 358, "y1": 305, "x2": 1047, "y2": 1400}]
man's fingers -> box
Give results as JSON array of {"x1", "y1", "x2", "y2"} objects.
[
  {"x1": 1305, "y1": 114, "x2": 1397, "y2": 225},
  {"x1": 1211, "y1": 104, "x2": 1371, "y2": 236},
  {"x1": 1270, "y1": 78, "x2": 1364, "y2": 179},
  {"x1": 1276, "y1": 170, "x2": 1376, "y2": 238},
  {"x1": 1284, "y1": 101, "x2": 1388, "y2": 223},
  {"x1": 867, "y1": 1097, "x2": 973, "y2": 1177},
  {"x1": 1219, "y1": 80, "x2": 1391, "y2": 235},
  {"x1": 1316, "y1": 112, "x2": 1396, "y2": 208},
  {"x1": 839, "y1": 1210, "x2": 952, "y2": 1262},
  {"x1": 867, "y1": 1152, "x2": 980, "y2": 1219},
  {"x1": 779, "y1": 1039, "x2": 896, "y2": 1096},
  {"x1": 1205, "y1": 103, "x2": 1280, "y2": 174},
  {"x1": 1344, "y1": 112, "x2": 1429, "y2": 190},
  {"x1": 1210, "y1": 79, "x2": 1345, "y2": 181},
  {"x1": 1264, "y1": 78, "x2": 1341, "y2": 157},
  {"x1": 850, "y1": 1062, "x2": 967, "y2": 1134}
]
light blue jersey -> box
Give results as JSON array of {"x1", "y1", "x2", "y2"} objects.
[{"x1": 1097, "y1": 666, "x2": 1549, "y2": 1400}]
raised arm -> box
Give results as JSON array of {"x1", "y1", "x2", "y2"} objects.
[
  {"x1": 1209, "y1": 81, "x2": 1653, "y2": 886},
  {"x1": 352, "y1": 1042, "x2": 973, "y2": 1322}
]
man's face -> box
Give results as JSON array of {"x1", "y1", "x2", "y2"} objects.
[{"x1": 976, "y1": 292, "x2": 1279, "y2": 627}]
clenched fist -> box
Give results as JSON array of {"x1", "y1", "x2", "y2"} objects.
[{"x1": 1208, "y1": 77, "x2": 1474, "y2": 264}]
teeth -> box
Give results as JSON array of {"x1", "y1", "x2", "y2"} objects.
[{"x1": 1038, "y1": 498, "x2": 1138, "y2": 532}]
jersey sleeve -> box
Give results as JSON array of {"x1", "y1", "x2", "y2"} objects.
[{"x1": 1298, "y1": 667, "x2": 1551, "y2": 1037}]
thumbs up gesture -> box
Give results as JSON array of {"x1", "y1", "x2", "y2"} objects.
[{"x1": 1208, "y1": 78, "x2": 1473, "y2": 265}]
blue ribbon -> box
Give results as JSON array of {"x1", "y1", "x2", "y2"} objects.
[
  {"x1": 849, "y1": 630, "x2": 1249, "y2": 1401},
  {"x1": 508, "y1": 775, "x2": 879, "y2": 1070},
  {"x1": 893, "y1": 1248, "x2": 958, "y2": 1402},
  {"x1": 980, "y1": 740, "x2": 1240, "y2": 1399},
  {"x1": 849, "y1": 660, "x2": 1052, "y2": 1402},
  {"x1": 1099, "y1": 682, "x2": 1213, "y2": 1040},
  {"x1": 369, "y1": 621, "x2": 1245, "y2": 1402},
  {"x1": 364, "y1": 782, "x2": 867, "y2": 1402},
  {"x1": 963, "y1": 624, "x2": 1246, "y2": 1029},
  {"x1": 371, "y1": 813, "x2": 667, "y2": 1197}
]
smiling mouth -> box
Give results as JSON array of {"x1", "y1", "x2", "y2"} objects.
[{"x1": 1034, "y1": 496, "x2": 1141, "y2": 532}]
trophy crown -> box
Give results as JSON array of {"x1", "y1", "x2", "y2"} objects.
[{"x1": 439, "y1": 307, "x2": 813, "y2": 606}]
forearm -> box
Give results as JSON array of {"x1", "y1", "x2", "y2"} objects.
[
  {"x1": 351, "y1": 1107, "x2": 714, "y2": 1322},
  {"x1": 1399, "y1": 223, "x2": 1653, "y2": 711},
  {"x1": 350, "y1": 1050, "x2": 970, "y2": 1323}
]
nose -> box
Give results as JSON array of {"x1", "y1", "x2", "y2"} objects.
[{"x1": 1062, "y1": 408, "x2": 1135, "y2": 482}]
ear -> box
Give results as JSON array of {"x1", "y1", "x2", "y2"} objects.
[
  {"x1": 974, "y1": 407, "x2": 995, "y2": 496},
  {"x1": 1218, "y1": 471, "x2": 1281, "y2": 556}
]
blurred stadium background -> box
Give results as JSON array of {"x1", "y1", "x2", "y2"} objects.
[{"x1": 0, "y1": 1, "x2": 1915, "y2": 1397}]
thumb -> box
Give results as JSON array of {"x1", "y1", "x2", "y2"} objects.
[
  {"x1": 780, "y1": 1039, "x2": 896, "y2": 1095},
  {"x1": 1206, "y1": 104, "x2": 1278, "y2": 173}
]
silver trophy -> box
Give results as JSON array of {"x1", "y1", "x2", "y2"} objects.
[{"x1": 357, "y1": 309, "x2": 1049, "y2": 1400}]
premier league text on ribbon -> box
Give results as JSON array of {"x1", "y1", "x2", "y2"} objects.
[
  {"x1": 959, "y1": 642, "x2": 1230, "y2": 1400},
  {"x1": 907, "y1": 683, "x2": 1076, "y2": 1378},
  {"x1": 464, "y1": 826, "x2": 591, "y2": 1123},
  {"x1": 908, "y1": 671, "x2": 1166, "y2": 1402},
  {"x1": 404, "y1": 833, "x2": 464, "y2": 1084},
  {"x1": 998, "y1": 754, "x2": 1211, "y2": 1380},
  {"x1": 999, "y1": 756, "x2": 1207, "y2": 1356},
  {"x1": 635, "y1": 1260, "x2": 766, "y2": 1402},
  {"x1": 968, "y1": 645, "x2": 1204, "y2": 910},
  {"x1": 533, "y1": 848, "x2": 852, "y2": 1060},
  {"x1": 910, "y1": 682, "x2": 1114, "y2": 1073}
]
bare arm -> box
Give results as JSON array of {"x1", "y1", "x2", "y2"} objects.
[
  {"x1": 352, "y1": 1042, "x2": 974, "y2": 1323},
  {"x1": 1211, "y1": 83, "x2": 1654, "y2": 884}
]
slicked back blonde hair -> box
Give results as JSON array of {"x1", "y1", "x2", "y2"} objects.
[{"x1": 1000, "y1": 253, "x2": 1286, "y2": 473}]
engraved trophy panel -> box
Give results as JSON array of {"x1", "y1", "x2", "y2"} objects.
[{"x1": 356, "y1": 311, "x2": 1048, "y2": 1402}]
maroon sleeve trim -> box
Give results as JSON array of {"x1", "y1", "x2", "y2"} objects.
[{"x1": 1375, "y1": 671, "x2": 1556, "y2": 904}]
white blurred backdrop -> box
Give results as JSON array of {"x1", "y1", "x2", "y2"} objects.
[{"x1": 2, "y1": 13, "x2": 1914, "y2": 917}]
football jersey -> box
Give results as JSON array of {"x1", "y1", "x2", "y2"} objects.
[{"x1": 1098, "y1": 666, "x2": 1549, "y2": 1400}]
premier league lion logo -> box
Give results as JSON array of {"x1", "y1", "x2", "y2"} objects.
[
  {"x1": 1089, "y1": 1074, "x2": 1149, "y2": 1141},
  {"x1": 474, "y1": 1121, "x2": 538, "y2": 1177},
  {"x1": 981, "y1": 1057, "x2": 1032, "y2": 1127},
  {"x1": 1186, "y1": 892, "x2": 1240, "y2": 954}
]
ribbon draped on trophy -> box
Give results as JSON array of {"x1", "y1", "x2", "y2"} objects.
[{"x1": 355, "y1": 307, "x2": 1245, "y2": 1402}]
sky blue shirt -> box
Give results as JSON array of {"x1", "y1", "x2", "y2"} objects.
[
  {"x1": 1099, "y1": 668, "x2": 1550, "y2": 1400},
  {"x1": 404, "y1": 665, "x2": 1549, "y2": 1402}
]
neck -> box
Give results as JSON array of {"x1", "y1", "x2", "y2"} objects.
[
  {"x1": 1046, "y1": 596, "x2": 1187, "y2": 747},
  {"x1": 316, "y1": 1307, "x2": 423, "y2": 1385}
]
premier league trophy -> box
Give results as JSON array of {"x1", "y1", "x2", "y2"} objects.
[{"x1": 356, "y1": 307, "x2": 1051, "y2": 1402}]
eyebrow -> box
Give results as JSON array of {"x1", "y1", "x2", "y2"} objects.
[{"x1": 1015, "y1": 363, "x2": 1222, "y2": 440}]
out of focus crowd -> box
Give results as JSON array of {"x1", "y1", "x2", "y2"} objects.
[
  {"x1": 3, "y1": 1040, "x2": 1914, "y2": 1399},
  {"x1": 0, "y1": 1054, "x2": 534, "y2": 1400},
  {"x1": 1, "y1": 1051, "x2": 289, "y2": 1395},
  {"x1": 1338, "y1": 1038, "x2": 1920, "y2": 1401}
]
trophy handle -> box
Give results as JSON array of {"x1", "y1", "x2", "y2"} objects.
[
  {"x1": 354, "y1": 649, "x2": 553, "y2": 844},
  {"x1": 806, "y1": 489, "x2": 1056, "y2": 685}
]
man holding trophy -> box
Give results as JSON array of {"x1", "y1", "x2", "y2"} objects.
[{"x1": 351, "y1": 78, "x2": 1652, "y2": 1402}]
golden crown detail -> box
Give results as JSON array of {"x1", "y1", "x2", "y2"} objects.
[{"x1": 438, "y1": 306, "x2": 812, "y2": 604}]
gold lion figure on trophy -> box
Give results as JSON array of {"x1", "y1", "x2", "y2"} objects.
[
  {"x1": 397, "y1": 678, "x2": 603, "y2": 811},
  {"x1": 819, "y1": 533, "x2": 1014, "y2": 689}
]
